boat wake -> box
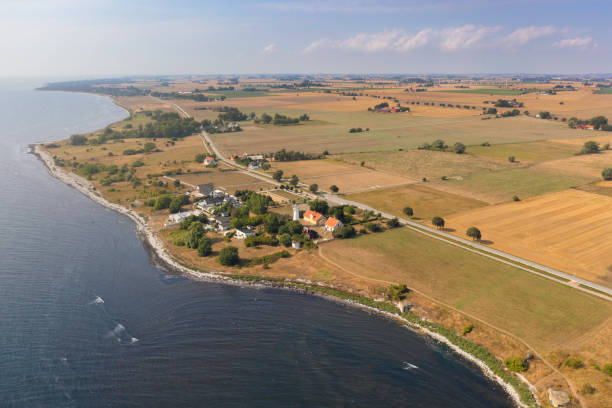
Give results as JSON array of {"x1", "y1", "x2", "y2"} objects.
[
  {"x1": 105, "y1": 323, "x2": 139, "y2": 345},
  {"x1": 402, "y1": 362, "x2": 419, "y2": 370}
]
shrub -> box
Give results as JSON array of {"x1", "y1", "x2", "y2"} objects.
[
  {"x1": 68, "y1": 134, "x2": 88, "y2": 145},
  {"x1": 403, "y1": 207, "x2": 413, "y2": 217},
  {"x1": 462, "y1": 323, "x2": 474, "y2": 336},
  {"x1": 365, "y1": 222, "x2": 382, "y2": 232},
  {"x1": 168, "y1": 197, "x2": 183, "y2": 213},
  {"x1": 481, "y1": 141, "x2": 490, "y2": 147},
  {"x1": 504, "y1": 356, "x2": 528, "y2": 372},
  {"x1": 580, "y1": 141, "x2": 600, "y2": 155},
  {"x1": 564, "y1": 357, "x2": 584, "y2": 369},
  {"x1": 279, "y1": 233, "x2": 292, "y2": 247},
  {"x1": 580, "y1": 383, "x2": 596, "y2": 395},
  {"x1": 334, "y1": 225, "x2": 356, "y2": 239},
  {"x1": 247, "y1": 250, "x2": 290, "y2": 267},
  {"x1": 309, "y1": 199, "x2": 329, "y2": 215},
  {"x1": 387, "y1": 218, "x2": 400, "y2": 228},
  {"x1": 330, "y1": 184, "x2": 339, "y2": 193},
  {"x1": 602, "y1": 168, "x2": 612, "y2": 180},
  {"x1": 154, "y1": 195, "x2": 172, "y2": 210},
  {"x1": 508, "y1": 156, "x2": 516, "y2": 163},
  {"x1": 309, "y1": 183, "x2": 318, "y2": 193},
  {"x1": 512, "y1": 195, "x2": 520, "y2": 202},
  {"x1": 218, "y1": 246, "x2": 239, "y2": 266},
  {"x1": 603, "y1": 363, "x2": 612, "y2": 376},
  {"x1": 244, "y1": 234, "x2": 279, "y2": 247},
  {"x1": 195, "y1": 153, "x2": 205, "y2": 163}
]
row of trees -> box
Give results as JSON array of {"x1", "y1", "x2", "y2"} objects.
[
  {"x1": 568, "y1": 115, "x2": 611, "y2": 131},
  {"x1": 418, "y1": 139, "x2": 466, "y2": 154},
  {"x1": 254, "y1": 113, "x2": 309, "y2": 125}
]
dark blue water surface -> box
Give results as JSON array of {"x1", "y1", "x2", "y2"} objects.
[{"x1": 0, "y1": 80, "x2": 514, "y2": 407}]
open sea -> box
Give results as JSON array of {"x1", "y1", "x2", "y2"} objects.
[{"x1": 0, "y1": 79, "x2": 514, "y2": 407}]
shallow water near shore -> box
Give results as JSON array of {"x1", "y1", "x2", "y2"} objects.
[{"x1": 0, "y1": 81, "x2": 514, "y2": 407}]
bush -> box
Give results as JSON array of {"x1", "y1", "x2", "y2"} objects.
[
  {"x1": 195, "y1": 153, "x2": 205, "y2": 163},
  {"x1": 508, "y1": 156, "x2": 516, "y2": 163},
  {"x1": 244, "y1": 234, "x2": 279, "y2": 247},
  {"x1": 512, "y1": 195, "x2": 520, "y2": 202},
  {"x1": 68, "y1": 134, "x2": 88, "y2": 145},
  {"x1": 580, "y1": 141, "x2": 600, "y2": 155},
  {"x1": 504, "y1": 356, "x2": 528, "y2": 372},
  {"x1": 309, "y1": 183, "x2": 318, "y2": 193},
  {"x1": 168, "y1": 197, "x2": 183, "y2": 213},
  {"x1": 387, "y1": 217, "x2": 400, "y2": 228},
  {"x1": 309, "y1": 199, "x2": 329, "y2": 215},
  {"x1": 365, "y1": 222, "x2": 382, "y2": 232},
  {"x1": 564, "y1": 357, "x2": 584, "y2": 369},
  {"x1": 580, "y1": 383, "x2": 596, "y2": 395},
  {"x1": 403, "y1": 206, "x2": 413, "y2": 217},
  {"x1": 334, "y1": 225, "x2": 356, "y2": 239},
  {"x1": 279, "y1": 233, "x2": 292, "y2": 247},
  {"x1": 462, "y1": 323, "x2": 474, "y2": 336},
  {"x1": 247, "y1": 250, "x2": 290, "y2": 267},
  {"x1": 603, "y1": 363, "x2": 612, "y2": 376},
  {"x1": 602, "y1": 168, "x2": 612, "y2": 180},
  {"x1": 218, "y1": 246, "x2": 239, "y2": 266},
  {"x1": 330, "y1": 184, "x2": 339, "y2": 193}
]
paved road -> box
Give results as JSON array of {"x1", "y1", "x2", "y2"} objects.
[{"x1": 169, "y1": 100, "x2": 612, "y2": 302}]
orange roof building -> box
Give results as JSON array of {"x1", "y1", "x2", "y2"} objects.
[
  {"x1": 303, "y1": 210, "x2": 325, "y2": 225},
  {"x1": 325, "y1": 217, "x2": 343, "y2": 232}
]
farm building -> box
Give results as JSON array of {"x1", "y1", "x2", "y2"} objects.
[
  {"x1": 166, "y1": 210, "x2": 200, "y2": 226},
  {"x1": 325, "y1": 217, "x2": 343, "y2": 232},
  {"x1": 303, "y1": 210, "x2": 325, "y2": 225},
  {"x1": 203, "y1": 156, "x2": 217, "y2": 166}
]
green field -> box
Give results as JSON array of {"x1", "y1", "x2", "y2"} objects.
[
  {"x1": 445, "y1": 166, "x2": 595, "y2": 203},
  {"x1": 594, "y1": 88, "x2": 612, "y2": 95},
  {"x1": 468, "y1": 141, "x2": 578, "y2": 163},
  {"x1": 323, "y1": 228, "x2": 612, "y2": 351},
  {"x1": 210, "y1": 109, "x2": 584, "y2": 155},
  {"x1": 440, "y1": 88, "x2": 539, "y2": 95}
]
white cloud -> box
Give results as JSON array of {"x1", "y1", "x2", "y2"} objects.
[
  {"x1": 506, "y1": 25, "x2": 555, "y2": 45},
  {"x1": 553, "y1": 37, "x2": 593, "y2": 48},
  {"x1": 262, "y1": 43, "x2": 276, "y2": 53},
  {"x1": 302, "y1": 38, "x2": 334, "y2": 53},
  {"x1": 439, "y1": 24, "x2": 500, "y2": 51}
]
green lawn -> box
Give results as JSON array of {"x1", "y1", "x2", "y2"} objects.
[
  {"x1": 594, "y1": 88, "x2": 612, "y2": 95},
  {"x1": 323, "y1": 228, "x2": 612, "y2": 351}
]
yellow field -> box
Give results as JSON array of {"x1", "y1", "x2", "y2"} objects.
[
  {"x1": 445, "y1": 189, "x2": 612, "y2": 286},
  {"x1": 268, "y1": 159, "x2": 416, "y2": 193},
  {"x1": 534, "y1": 150, "x2": 612, "y2": 179}
]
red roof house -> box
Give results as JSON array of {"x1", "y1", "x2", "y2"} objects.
[{"x1": 325, "y1": 217, "x2": 343, "y2": 232}]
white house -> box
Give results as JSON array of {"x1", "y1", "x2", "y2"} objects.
[
  {"x1": 325, "y1": 217, "x2": 343, "y2": 232},
  {"x1": 203, "y1": 156, "x2": 217, "y2": 166},
  {"x1": 234, "y1": 228, "x2": 255, "y2": 239}
]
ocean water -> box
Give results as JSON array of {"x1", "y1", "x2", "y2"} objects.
[{"x1": 0, "y1": 81, "x2": 514, "y2": 407}]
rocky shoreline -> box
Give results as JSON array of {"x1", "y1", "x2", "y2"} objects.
[{"x1": 32, "y1": 143, "x2": 533, "y2": 408}]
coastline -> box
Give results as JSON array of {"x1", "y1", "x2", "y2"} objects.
[{"x1": 31, "y1": 143, "x2": 535, "y2": 408}]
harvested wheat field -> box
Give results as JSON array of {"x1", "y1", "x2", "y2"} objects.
[
  {"x1": 445, "y1": 189, "x2": 612, "y2": 286},
  {"x1": 534, "y1": 150, "x2": 612, "y2": 179},
  {"x1": 269, "y1": 159, "x2": 416, "y2": 193}
]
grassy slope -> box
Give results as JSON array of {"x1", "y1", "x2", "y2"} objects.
[
  {"x1": 467, "y1": 141, "x2": 578, "y2": 163},
  {"x1": 439, "y1": 88, "x2": 539, "y2": 95},
  {"x1": 322, "y1": 228, "x2": 611, "y2": 351}
]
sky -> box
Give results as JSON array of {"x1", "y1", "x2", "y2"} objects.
[{"x1": 0, "y1": 0, "x2": 610, "y2": 77}]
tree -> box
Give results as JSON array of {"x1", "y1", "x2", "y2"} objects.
[
  {"x1": 68, "y1": 134, "x2": 88, "y2": 145},
  {"x1": 365, "y1": 222, "x2": 382, "y2": 232},
  {"x1": 539, "y1": 111, "x2": 552, "y2": 119},
  {"x1": 168, "y1": 197, "x2": 183, "y2": 214},
  {"x1": 263, "y1": 213, "x2": 280, "y2": 234},
  {"x1": 279, "y1": 233, "x2": 292, "y2": 247},
  {"x1": 143, "y1": 142, "x2": 156, "y2": 153},
  {"x1": 218, "y1": 246, "x2": 239, "y2": 266},
  {"x1": 195, "y1": 153, "x2": 205, "y2": 163},
  {"x1": 512, "y1": 195, "x2": 520, "y2": 202},
  {"x1": 453, "y1": 142, "x2": 466, "y2": 154},
  {"x1": 272, "y1": 170, "x2": 283, "y2": 182},
  {"x1": 330, "y1": 184, "x2": 339, "y2": 193},
  {"x1": 508, "y1": 156, "x2": 516, "y2": 163},
  {"x1": 589, "y1": 115, "x2": 608, "y2": 129},
  {"x1": 602, "y1": 168, "x2": 612, "y2": 180},
  {"x1": 309, "y1": 199, "x2": 329, "y2": 215},
  {"x1": 387, "y1": 218, "x2": 400, "y2": 228},
  {"x1": 334, "y1": 225, "x2": 356, "y2": 239},
  {"x1": 247, "y1": 193, "x2": 269, "y2": 214},
  {"x1": 197, "y1": 236, "x2": 212, "y2": 257},
  {"x1": 309, "y1": 183, "x2": 318, "y2": 193},
  {"x1": 154, "y1": 195, "x2": 172, "y2": 210},
  {"x1": 580, "y1": 141, "x2": 600, "y2": 155},
  {"x1": 403, "y1": 207, "x2": 414, "y2": 217},
  {"x1": 486, "y1": 107, "x2": 497, "y2": 115},
  {"x1": 387, "y1": 284, "x2": 409, "y2": 301},
  {"x1": 466, "y1": 226, "x2": 481, "y2": 241},
  {"x1": 431, "y1": 216, "x2": 445, "y2": 229},
  {"x1": 504, "y1": 356, "x2": 528, "y2": 372},
  {"x1": 289, "y1": 174, "x2": 299, "y2": 186},
  {"x1": 173, "y1": 179, "x2": 181, "y2": 187}
]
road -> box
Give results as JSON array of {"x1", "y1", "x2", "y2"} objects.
[{"x1": 168, "y1": 99, "x2": 612, "y2": 302}]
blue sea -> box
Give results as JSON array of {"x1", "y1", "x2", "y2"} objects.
[{"x1": 0, "y1": 79, "x2": 513, "y2": 407}]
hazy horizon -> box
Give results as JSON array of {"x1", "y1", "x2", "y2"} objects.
[{"x1": 1, "y1": 0, "x2": 610, "y2": 77}]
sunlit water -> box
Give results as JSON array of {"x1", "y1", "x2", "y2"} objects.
[{"x1": 0, "y1": 80, "x2": 514, "y2": 407}]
